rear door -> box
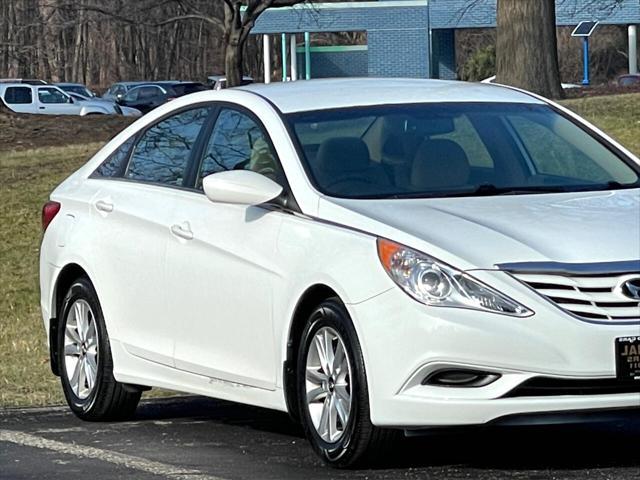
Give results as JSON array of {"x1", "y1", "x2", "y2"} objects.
[
  {"x1": 87, "y1": 106, "x2": 213, "y2": 365},
  {"x1": 165, "y1": 106, "x2": 286, "y2": 389},
  {"x1": 1, "y1": 86, "x2": 35, "y2": 113}
]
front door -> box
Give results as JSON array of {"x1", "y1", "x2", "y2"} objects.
[
  {"x1": 36, "y1": 87, "x2": 80, "y2": 115},
  {"x1": 166, "y1": 107, "x2": 286, "y2": 389}
]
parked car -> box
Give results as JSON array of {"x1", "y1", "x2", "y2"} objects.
[
  {"x1": 55, "y1": 82, "x2": 97, "y2": 99},
  {"x1": 481, "y1": 75, "x2": 582, "y2": 89},
  {"x1": 116, "y1": 81, "x2": 207, "y2": 114},
  {"x1": 101, "y1": 81, "x2": 149, "y2": 102},
  {"x1": 0, "y1": 78, "x2": 47, "y2": 85},
  {"x1": 617, "y1": 74, "x2": 640, "y2": 87},
  {"x1": 207, "y1": 75, "x2": 254, "y2": 90},
  {"x1": 40, "y1": 79, "x2": 640, "y2": 468},
  {"x1": 64, "y1": 91, "x2": 143, "y2": 117},
  {"x1": 0, "y1": 83, "x2": 117, "y2": 115}
]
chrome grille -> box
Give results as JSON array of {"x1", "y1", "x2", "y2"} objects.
[{"x1": 500, "y1": 262, "x2": 640, "y2": 322}]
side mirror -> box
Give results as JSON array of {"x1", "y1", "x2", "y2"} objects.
[{"x1": 202, "y1": 170, "x2": 283, "y2": 206}]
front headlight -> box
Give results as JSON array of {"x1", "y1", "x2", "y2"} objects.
[{"x1": 377, "y1": 239, "x2": 533, "y2": 317}]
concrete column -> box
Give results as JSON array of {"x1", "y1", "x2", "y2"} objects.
[
  {"x1": 304, "y1": 32, "x2": 311, "y2": 80},
  {"x1": 281, "y1": 33, "x2": 288, "y2": 81},
  {"x1": 290, "y1": 34, "x2": 298, "y2": 81},
  {"x1": 630, "y1": 25, "x2": 638, "y2": 75},
  {"x1": 263, "y1": 35, "x2": 271, "y2": 84}
]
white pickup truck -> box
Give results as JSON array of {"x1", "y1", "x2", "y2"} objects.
[{"x1": 0, "y1": 83, "x2": 122, "y2": 116}]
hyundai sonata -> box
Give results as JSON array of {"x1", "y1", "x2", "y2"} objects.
[{"x1": 40, "y1": 79, "x2": 640, "y2": 467}]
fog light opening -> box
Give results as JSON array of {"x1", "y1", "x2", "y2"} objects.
[{"x1": 422, "y1": 369, "x2": 501, "y2": 388}]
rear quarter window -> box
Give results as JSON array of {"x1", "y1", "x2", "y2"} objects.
[
  {"x1": 4, "y1": 86, "x2": 33, "y2": 104},
  {"x1": 92, "y1": 137, "x2": 136, "y2": 178}
]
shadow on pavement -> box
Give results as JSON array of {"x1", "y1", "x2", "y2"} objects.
[{"x1": 132, "y1": 395, "x2": 640, "y2": 471}]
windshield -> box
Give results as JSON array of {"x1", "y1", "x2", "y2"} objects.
[
  {"x1": 286, "y1": 103, "x2": 639, "y2": 199},
  {"x1": 61, "y1": 85, "x2": 93, "y2": 97}
]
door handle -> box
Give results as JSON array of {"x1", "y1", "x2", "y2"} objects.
[
  {"x1": 95, "y1": 200, "x2": 114, "y2": 213},
  {"x1": 170, "y1": 223, "x2": 193, "y2": 241},
  {"x1": 39, "y1": 106, "x2": 45, "y2": 110}
]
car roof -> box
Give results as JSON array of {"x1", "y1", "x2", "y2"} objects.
[
  {"x1": 129, "y1": 81, "x2": 204, "y2": 90},
  {"x1": 208, "y1": 75, "x2": 253, "y2": 81},
  {"x1": 237, "y1": 78, "x2": 544, "y2": 113},
  {"x1": 0, "y1": 78, "x2": 47, "y2": 85},
  {"x1": 0, "y1": 83, "x2": 49, "y2": 89},
  {"x1": 55, "y1": 83, "x2": 86, "y2": 87},
  {"x1": 113, "y1": 81, "x2": 150, "y2": 87}
]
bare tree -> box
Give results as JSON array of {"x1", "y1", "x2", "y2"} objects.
[
  {"x1": 496, "y1": 0, "x2": 564, "y2": 99},
  {"x1": 220, "y1": 1, "x2": 308, "y2": 87}
]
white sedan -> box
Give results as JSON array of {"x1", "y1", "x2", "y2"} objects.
[{"x1": 39, "y1": 79, "x2": 640, "y2": 467}]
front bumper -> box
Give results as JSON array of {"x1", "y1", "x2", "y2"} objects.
[{"x1": 349, "y1": 270, "x2": 640, "y2": 428}]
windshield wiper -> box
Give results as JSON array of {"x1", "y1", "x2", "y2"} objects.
[
  {"x1": 381, "y1": 185, "x2": 567, "y2": 199},
  {"x1": 373, "y1": 181, "x2": 638, "y2": 200},
  {"x1": 469, "y1": 184, "x2": 570, "y2": 196}
]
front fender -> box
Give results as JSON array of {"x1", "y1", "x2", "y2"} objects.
[{"x1": 273, "y1": 213, "x2": 395, "y2": 388}]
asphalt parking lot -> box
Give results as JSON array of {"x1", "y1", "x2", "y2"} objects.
[{"x1": 1, "y1": 396, "x2": 639, "y2": 480}]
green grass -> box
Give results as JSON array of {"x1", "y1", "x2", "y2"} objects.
[
  {"x1": 560, "y1": 93, "x2": 640, "y2": 155},
  {"x1": 0, "y1": 144, "x2": 101, "y2": 406},
  {"x1": 0, "y1": 94, "x2": 638, "y2": 408}
]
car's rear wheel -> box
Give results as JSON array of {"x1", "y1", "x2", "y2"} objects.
[
  {"x1": 58, "y1": 277, "x2": 141, "y2": 420},
  {"x1": 297, "y1": 298, "x2": 395, "y2": 468}
]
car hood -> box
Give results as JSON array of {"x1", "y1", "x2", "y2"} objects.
[
  {"x1": 318, "y1": 189, "x2": 640, "y2": 270},
  {"x1": 77, "y1": 98, "x2": 112, "y2": 107}
]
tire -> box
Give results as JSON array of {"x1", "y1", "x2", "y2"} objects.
[
  {"x1": 57, "y1": 277, "x2": 141, "y2": 421},
  {"x1": 296, "y1": 297, "x2": 395, "y2": 468}
]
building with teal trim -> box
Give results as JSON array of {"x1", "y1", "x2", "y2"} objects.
[{"x1": 251, "y1": 0, "x2": 639, "y2": 83}]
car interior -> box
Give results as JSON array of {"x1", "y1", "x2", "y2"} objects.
[{"x1": 290, "y1": 104, "x2": 636, "y2": 198}]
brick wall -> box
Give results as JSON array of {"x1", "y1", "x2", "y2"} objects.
[{"x1": 253, "y1": 2, "x2": 432, "y2": 79}]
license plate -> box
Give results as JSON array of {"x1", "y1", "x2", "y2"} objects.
[{"x1": 616, "y1": 336, "x2": 640, "y2": 382}]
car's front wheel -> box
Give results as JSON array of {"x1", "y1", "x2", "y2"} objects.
[
  {"x1": 297, "y1": 298, "x2": 395, "y2": 468},
  {"x1": 58, "y1": 277, "x2": 141, "y2": 420}
]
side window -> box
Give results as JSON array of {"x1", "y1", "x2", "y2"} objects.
[
  {"x1": 126, "y1": 107, "x2": 211, "y2": 186},
  {"x1": 197, "y1": 108, "x2": 281, "y2": 189},
  {"x1": 38, "y1": 87, "x2": 70, "y2": 104},
  {"x1": 123, "y1": 88, "x2": 139, "y2": 102},
  {"x1": 139, "y1": 86, "x2": 161, "y2": 99},
  {"x1": 93, "y1": 137, "x2": 136, "y2": 178},
  {"x1": 4, "y1": 87, "x2": 33, "y2": 104}
]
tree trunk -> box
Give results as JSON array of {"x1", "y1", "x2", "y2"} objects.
[
  {"x1": 223, "y1": 2, "x2": 243, "y2": 87},
  {"x1": 225, "y1": 32, "x2": 244, "y2": 86},
  {"x1": 496, "y1": 0, "x2": 564, "y2": 99}
]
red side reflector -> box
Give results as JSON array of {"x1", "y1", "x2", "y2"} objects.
[{"x1": 42, "y1": 201, "x2": 61, "y2": 232}]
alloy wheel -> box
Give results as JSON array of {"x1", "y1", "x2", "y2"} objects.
[
  {"x1": 63, "y1": 299, "x2": 99, "y2": 400},
  {"x1": 305, "y1": 326, "x2": 353, "y2": 443}
]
